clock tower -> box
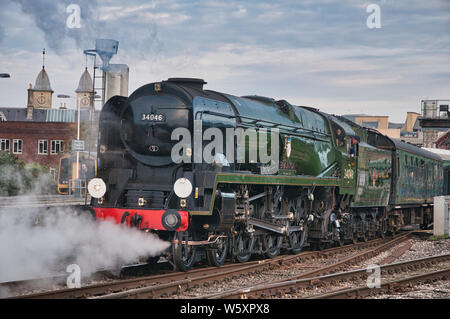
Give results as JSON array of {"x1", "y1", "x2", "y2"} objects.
[
  {"x1": 30, "y1": 49, "x2": 53, "y2": 109},
  {"x1": 76, "y1": 68, "x2": 94, "y2": 110},
  {"x1": 31, "y1": 66, "x2": 53, "y2": 109}
]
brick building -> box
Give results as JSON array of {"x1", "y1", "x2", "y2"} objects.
[
  {"x1": 0, "y1": 57, "x2": 95, "y2": 177},
  {"x1": 0, "y1": 119, "x2": 76, "y2": 174}
]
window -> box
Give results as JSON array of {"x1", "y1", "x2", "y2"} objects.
[
  {"x1": 0, "y1": 139, "x2": 10, "y2": 151},
  {"x1": 13, "y1": 139, "x2": 22, "y2": 154},
  {"x1": 51, "y1": 140, "x2": 64, "y2": 155},
  {"x1": 362, "y1": 121, "x2": 379, "y2": 129},
  {"x1": 38, "y1": 140, "x2": 48, "y2": 155},
  {"x1": 0, "y1": 112, "x2": 6, "y2": 122}
]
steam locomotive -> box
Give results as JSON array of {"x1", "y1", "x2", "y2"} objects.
[{"x1": 87, "y1": 78, "x2": 443, "y2": 271}]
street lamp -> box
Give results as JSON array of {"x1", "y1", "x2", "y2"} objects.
[
  {"x1": 0, "y1": 73, "x2": 10, "y2": 78},
  {"x1": 58, "y1": 93, "x2": 82, "y2": 197}
]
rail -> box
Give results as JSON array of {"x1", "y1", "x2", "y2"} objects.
[
  {"x1": 0, "y1": 194, "x2": 90, "y2": 208},
  {"x1": 13, "y1": 234, "x2": 407, "y2": 299}
]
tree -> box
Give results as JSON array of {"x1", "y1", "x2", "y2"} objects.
[{"x1": 0, "y1": 153, "x2": 55, "y2": 196}]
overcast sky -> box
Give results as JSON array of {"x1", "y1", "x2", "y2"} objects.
[{"x1": 0, "y1": 0, "x2": 449, "y2": 122}]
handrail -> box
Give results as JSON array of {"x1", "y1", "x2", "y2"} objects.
[{"x1": 195, "y1": 110, "x2": 331, "y2": 140}]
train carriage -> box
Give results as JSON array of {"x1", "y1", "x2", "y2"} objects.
[{"x1": 58, "y1": 152, "x2": 97, "y2": 195}]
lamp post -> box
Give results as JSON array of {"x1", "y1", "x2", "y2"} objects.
[{"x1": 57, "y1": 94, "x2": 82, "y2": 197}]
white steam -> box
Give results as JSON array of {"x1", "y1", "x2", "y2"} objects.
[{"x1": 0, "y1": 207, "x2": 171, "y2": 283}]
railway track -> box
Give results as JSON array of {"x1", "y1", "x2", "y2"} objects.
[
  {"x1": 199, "y1": 252, "x2": 450, "y2": 299},
  {"x1": 0, "y1": 195, "x2": 89, "y2": 208},
  {"x1": 0, "y1": 262, "x2": 168, "y2": 298},
  {"x1": 13, "y1": 232, "x2": 411, "y2": 299},
  {"x1": 198, "y1": 232, "x2": 413, "y2": 299},
  {"x1": 307, "y1": 254, "x2": 450, "y2": 299}
]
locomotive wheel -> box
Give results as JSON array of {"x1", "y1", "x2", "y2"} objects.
[
  {"x1": 287, "y1": 199, "x2": 308, "y2": 254},
  {"x1": 263, "y1": 233, "x2": 283, "y2": 258},
  {"x1": 288, "y1": 229, "x2": 307, "y2": 254},
  {"x1": 206, "y1": 235, "x2": 229, "y2": 267},
  {"x1": 172, "y1": 231, "x2": 197, "y2": 272},
  {"x1": 233, "y1": 232, "x2": 255, "y2": 263}
]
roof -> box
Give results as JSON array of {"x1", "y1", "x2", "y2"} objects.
[
  {"x1": 76, "y1": 68, "x2": 93, "y2": 93},
  {"x1": 422, "y1": 148, "x2": 450, "y2": 161},
  {"x1": 34, "y1": 67, "x2": 53, "y2": 91},
  {"x1": 0, "y1": 107, "x2": 47, "y2": 121},
  {"x1": 388, "y1": 122, "x2": 403, "y2": 129},
  {"x1": 46, "y1": 109, "x2": 76, "y2": 122},
  {"x1": 392, "y1": 138, "x2": 442, "y2": 161},
  {"x1": 0, "y1": 107, "x2": 93, "y2": 123}
]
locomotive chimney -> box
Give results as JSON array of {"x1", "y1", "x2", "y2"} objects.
[{"x1": 166, "y1": 78, "x2": 207, "y2": 91}]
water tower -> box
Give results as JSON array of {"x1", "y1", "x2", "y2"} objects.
[
  {"x1": 94, "y1": 39, "x2": 118, "y2": 70},
  {"x1": 84, "y1": 39, "x2": 129, "y2": 107}
]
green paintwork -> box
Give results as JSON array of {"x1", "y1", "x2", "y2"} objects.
[
  {"x1": 214, "y1": 172, "x2": 340, "y2": 187},
  {"x1": 223, "y1": 94, "x2": 339, "y2": 179},
  {"x1": 352, "y1": 142, "x2": 391, "y2": 207},
  {"x1": 190, "y1": 94, "x2": 362, "y2": 215},
  {"x1": 208, "y1": 172, "x2": 341, "y2": 213},
  {"x1": 394, "y1": 149, "x2": 443, "y2": 204}
]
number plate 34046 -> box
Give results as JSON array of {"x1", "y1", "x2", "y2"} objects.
[{"x1": 141, "y1": 113, "x2": 165, "y2": 122}]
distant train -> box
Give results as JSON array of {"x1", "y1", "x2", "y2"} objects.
[
  {"x1": 87, "y1": 78, "x2": 444, "y2": 271},
  {"x1": 57, "y1": 152, "x2": 97, "y2": 194}
]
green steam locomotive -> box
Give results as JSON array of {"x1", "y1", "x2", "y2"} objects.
[{"x1": 89, "y1": 78, "x2": 443, "y2": 271}]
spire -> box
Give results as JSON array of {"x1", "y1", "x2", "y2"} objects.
[
  {"x1": 34, "y1": 67, "x2": 53, "y2": 91},
  {"x1": 42, "y1": 48, "x2": 46, "y2": 69},
  {"x1": 76, "y1": 68, "x2": 93, "y2": 93}
]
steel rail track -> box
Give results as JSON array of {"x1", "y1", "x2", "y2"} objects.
[
  {"x1": 12, "y1": 236, "x2": 393, "y2": 299},
  {"x1": 13, "y1": 233, "x2": 411, "y2": 299},
  {"x1": 205, "y1": 252, "x2": 450, "y2": 299},
  {"x1": 307, "y1": 257, "x2": 450, "y2": 299},
  {"x1": 200, "y1": 232, "x2": 412, "y2": 299},
  {"x1": 0, "y1": 266, "x2": 140, "y2": 298},
  {"x1": 0, "y1": 195, "x2": 89, "y2": 208}
]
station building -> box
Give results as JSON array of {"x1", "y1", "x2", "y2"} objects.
[
  {"x1": 0, "y1": 63, "x2": 95, "y2": 178},
  {"x1": 345, "y1": 109, "x2": 450, "y2": 150}
]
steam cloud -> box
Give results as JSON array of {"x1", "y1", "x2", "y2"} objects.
[
  {"x1": 0, "y1": 163, "x2": 170, "y2": 293},
  {"x1": 7, "y1": 0, "x2": 162, "y2": 55},
  {"x1": 0, "y1": 207, "x2": 170, "y2": 287}
]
